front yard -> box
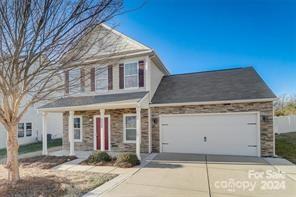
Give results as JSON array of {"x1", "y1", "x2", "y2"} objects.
[
  {"x1": 275, "y1": 131, "x2": 296, "y2": 164},
  {"x1": 0, "y1": 138, "x2": 62, "y2": 159},
  {"x1": 0, "y1": 155, "x2": 116, "y2": 196}
]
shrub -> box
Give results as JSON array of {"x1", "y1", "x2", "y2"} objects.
[
  {"x1": 114, "y1": 153, "x2": 140, "y2": 168},
  {"x1": 87, "y1": 151, "x2": 111, "y2": 164}
]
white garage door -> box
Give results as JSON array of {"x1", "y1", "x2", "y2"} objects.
[{"x1": 160, "y1": 113, "x2": 259, "y2": 156}]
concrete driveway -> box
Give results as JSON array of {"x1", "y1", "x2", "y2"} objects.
[{"x1": 102, "y1": 153, "x2": 296, "y2": 197}]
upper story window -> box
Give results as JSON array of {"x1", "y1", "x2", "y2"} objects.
[
  {"x1": 96, "y1": 66, "x2": 108, "y2": 91},
  {"x1": 69, "y1": 68, "x2": 81, "y2": 94},
  {"x1": 124, "y1": 62, "x2": 138, "y2": 89}
]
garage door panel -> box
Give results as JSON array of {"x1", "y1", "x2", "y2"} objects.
[{"x1": 160, "y1": 113, "x2": 259, "y2": 156}]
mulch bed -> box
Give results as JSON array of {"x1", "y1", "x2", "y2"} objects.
[
  {"x1": 80, "y1": 159, "x2": 116, "y2": 166},
  {"x1": 0, "y1": 165, "x2": 116, "y2": 196},
  {"x1": 19, "y1": 155, "x2": 77, "y2": 169}
]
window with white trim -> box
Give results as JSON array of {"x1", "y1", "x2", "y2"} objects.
[
  {"x1": 124, "y1": 62, "x2": 138, "y2": 88},
  {"x1": 69, "y1": 68, "x2": 81, "y2": 94},
  {"x1": 124, "y1": 114, "x2": 136, "y2": 143},
  {"x1": 95, "y1": 66, "x2": 108, "y2": 90},
  {"x1": 73, "y1": 117, "x2": 82, "y2": 141},
  {"x1": 26, "y1": 123, "x2": 32, "y2": 137},
  {"x1": 18, "y1": 123, "x2": 25, "y2": 138}
]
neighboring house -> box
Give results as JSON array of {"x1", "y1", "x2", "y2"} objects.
[
  {"x1": 39, "y1": 25, "x2": 276, "y2": 159},
  {"x1": 0, "y1": 105, "x2": 63, "y2": 149}
]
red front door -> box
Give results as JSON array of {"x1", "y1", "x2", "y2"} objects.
[{"x1": 96, "y1": 117, "x2": 109, "y2": 150}]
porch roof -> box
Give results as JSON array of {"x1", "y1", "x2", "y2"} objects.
[{"x1": 39, "y1": 91, "x2": 148, "y2": 112}]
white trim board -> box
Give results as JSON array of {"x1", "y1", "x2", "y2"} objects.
[
  {"x1": 39, "y1": 102, "x2": 139, "y2": 112},
  {"x1": 151, "y1": 98, "x2": 276, "y2": 107}
]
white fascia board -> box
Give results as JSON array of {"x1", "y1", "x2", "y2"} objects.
[
  {"x1": 38, "y1": 102, "x2": 138, "y2": 112},
  {"x1": 150, "y1": 98, "x2": 277, "y2": 107},
  {"x1": 149, "y1": 52, "x2": 170, "y2": 75}
]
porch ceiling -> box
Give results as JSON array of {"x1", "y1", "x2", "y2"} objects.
[{"x1": 39, "y1": 91, "x2": 148, "y2": 112}]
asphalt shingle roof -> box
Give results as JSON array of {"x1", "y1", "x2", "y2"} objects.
[
  {"x1": 40, "y1": 91, "x2": 148, "y2": 109},
  {"x1": 151, "y1": 67, "x2": 276, "y2": 104}
]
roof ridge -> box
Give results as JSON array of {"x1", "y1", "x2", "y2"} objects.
[{"x1": 165, "y1": 67, "x2": 253, "y2": 77}]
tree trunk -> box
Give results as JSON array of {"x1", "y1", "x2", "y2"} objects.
[{"x1": 5, "y1": 125, "x2": 20, "y2": 184}]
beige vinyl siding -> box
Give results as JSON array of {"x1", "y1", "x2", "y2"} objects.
[
  {"x1": 150, "y1": 60, "x2": 164, "y2": 98},
  {"x1": 68, "y1": 56, "x2": 148, "y2": 96},
  {"x1": 113, "y1": 64, "x2": 119, "y2": 90}
]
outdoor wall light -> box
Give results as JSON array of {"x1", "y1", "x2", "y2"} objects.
[{"x1": 261, "y1": 115, "x2": 268, "y2": 122}]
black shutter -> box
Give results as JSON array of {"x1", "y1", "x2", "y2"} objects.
[{"x1": 119, "y1": 64, "x2": 124, "y2": 89}]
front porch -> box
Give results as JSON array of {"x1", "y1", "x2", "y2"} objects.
[{"x1": 39, "y1": 92, "x2": 151, "y2": 160}]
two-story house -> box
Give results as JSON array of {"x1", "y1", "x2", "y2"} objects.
[{"x1": 39, "y1": 24, "x2": 276, "y2": 159}]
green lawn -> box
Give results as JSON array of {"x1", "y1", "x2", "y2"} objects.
[
  {"x1": 0, "y1": 138, "x2": 62, "y2": 159},
  {"x1": 275, "y1": 132, "x2": 296, "y2": 164}
]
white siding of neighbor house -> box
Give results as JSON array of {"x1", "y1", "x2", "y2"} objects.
[
  {"x1": 150, "y1": 60, "x2": 164, "y2": 99},
  {"x1": 0, "y1": 106, "x2": 63, "y2": 149},
  {"x1": 274, "y1": 115, "x2": 296, "y2": 134}
]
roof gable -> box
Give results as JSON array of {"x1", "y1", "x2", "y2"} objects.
[{"x1": 83, "y1": 24, "x2": 151, "y2": 57}]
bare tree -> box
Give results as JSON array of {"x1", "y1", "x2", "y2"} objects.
[
  {"x1": 274, "y1": 94, "x2": 296, "y2": 116},
  {"x1": 0, "y1": 0, "x2": 123, "y2": 183}
]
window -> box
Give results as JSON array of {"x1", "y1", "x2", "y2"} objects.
[
  {"x1": 73, "y1": 117, "x2": 82, "y2": 142},
  {"x1": 26, "y1": 123, "x2": 32, "y2": 137},
  {"x1": 124, "y1": 114, "x2": 137, "y2": 143},
  {"x1": 96, "y1": 66, "x2": 108, "y2": 90},
  {"x1": 124, "y1": 62, "x2": 138, "y2": 89},
  {"x1": 18, "y1": 123, "x2": 25, "y2": 138},
  {"x1": 69, "y1": 68, "x2": 81, "y2": 94}
]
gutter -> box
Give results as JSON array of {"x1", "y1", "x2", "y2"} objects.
[{"x1": 150, "y1": 98, "x2": 277, "y2": 107}]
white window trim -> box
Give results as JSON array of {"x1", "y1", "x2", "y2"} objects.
[
  {"x1": 123, "y1": 113, "x2": 137, "y2": 143},
  {"x1": 123, "y1": 62, "x2": 139, "y2": 89},
  {"x1": 25, "y1": 122, "x2": 32, "y2": 137},
  {"x1": 73, "y1": 115, "x2": 83, "y2": 142},
  {"x1": 18, "y1": 123, "x2": 25, "y2": 138},
  {"x1": 95, "y1": 65, "x2": 109, "y2": 92}
]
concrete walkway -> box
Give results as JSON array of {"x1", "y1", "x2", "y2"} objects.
[
  {"x1": 100, "y1": 153, "x2": 296, "y2": 197},
  {"x1": 53, "y1": 158, "x2": 140, "y2": 175},
  {"x1": 54, "y1": 153, "x2": 156, "y2": 174},
  {"x1": 51, "y1": 153, "x2": 158, "y2": 197}
]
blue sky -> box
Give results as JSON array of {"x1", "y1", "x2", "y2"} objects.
[{"x1": 114, "y1": 0, "x2": 296, "y2": 96}]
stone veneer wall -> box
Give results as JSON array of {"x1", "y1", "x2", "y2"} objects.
[
  {"x1": 63, "y1": 108, "x2": 149, "y2": 153},
  {"x1": 151, "y1": 102, "x2": 274, "y2": 157}
]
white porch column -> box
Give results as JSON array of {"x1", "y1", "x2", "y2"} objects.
[
  {"x1": 42, "y1": 112, "x2": 48, "y2": 155},
  {"x1": 69, "y1": 111, "x2": 75, "y2": 156},
  {"x1": 136, "y1": 107, "x2": 141, "y2": 160},
  {"x1": 100, "y1": 109, "x2": 105, "y2": 151}
]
